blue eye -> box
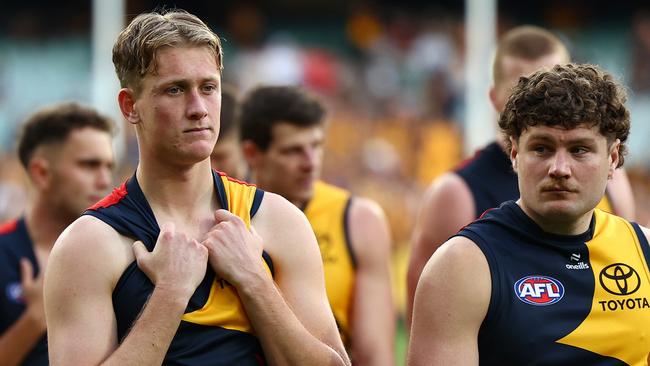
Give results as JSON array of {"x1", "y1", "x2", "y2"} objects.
[
  {"x1": 202, "y1": 84, "x2": 217, "y2": 93},
  {"x1": 571, "y1": 147, "x2": 588, "y2": 154},
  {"x1": 166, "y1": 86, "x2": 182, "y2": 95}
]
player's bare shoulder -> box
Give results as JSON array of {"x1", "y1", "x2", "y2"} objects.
[
  {"x1": 49, "y1": 215, "x2": 134, "y2": 286},
  {"x1": 251, "y1": 191, "x2": 318, "y2": 259}
]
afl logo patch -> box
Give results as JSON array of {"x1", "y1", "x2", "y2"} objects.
[
  {"x1": 514, "y1": 275, "x2": 564, "y2": 306},
  {"x1": 5, "y1": 282, "x2": 23, "y2": 304}
]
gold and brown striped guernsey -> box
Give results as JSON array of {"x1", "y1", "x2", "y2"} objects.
[{"x1": 303, "y1": 180, "x2": 356, "y2": 348}]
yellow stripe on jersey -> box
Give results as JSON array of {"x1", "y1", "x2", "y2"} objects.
[
  {"x1": 304, "y1": 180, "x2": 355, "y2": 346},
  {"x1": 557, "y1": 209, "x2": 650, "y2": 365},
  {"x1": 182, "y1": 174, "x2": 272, "y2": 333}
]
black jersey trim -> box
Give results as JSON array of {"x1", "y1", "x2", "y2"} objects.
[
  {"x1": 343, "y1": 197, "x2": 357, "y2": 269},
  {"x1": 632, "y1": 222, "x2": 650, "y2": 271}
]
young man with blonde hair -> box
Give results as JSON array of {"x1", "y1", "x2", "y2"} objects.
[{"x1": 44, "y1": 10, "x2": 348, "y2": 366}]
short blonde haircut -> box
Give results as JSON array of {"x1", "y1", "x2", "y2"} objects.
[
  {"x1": 492, "y1": 25, "x2": 569, "y2": 88},
  {"x1": 112, "y1": 9, "x2": 223, "y2": 93}
]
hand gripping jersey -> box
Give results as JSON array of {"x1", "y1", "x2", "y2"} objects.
[
  {"x1": 85, "y1": 171, "x2": 270, "y2": 366},
  {"x1": 456, "y1": 142, "x2": 613, "y2": 217},
  {"x1": 457, "y1": 201, "x2": 650, "y2": 365},
  {"x1": 303, "y1": 181, "x2": 356, "y2": 348},
  {"x1": 0, "y1": 218, "x2": 47, "y2": 366}
]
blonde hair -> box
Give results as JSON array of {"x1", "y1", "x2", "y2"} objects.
[
  {"x1": 112, "y1": 9, "x2": 223, "y2": 93},
  {"x1": 492, "y1": 25, "x2": 569, "y2": 88}
]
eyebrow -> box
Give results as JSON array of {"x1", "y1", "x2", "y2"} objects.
[{"x1": 526, "y1": 134, "x2": 597, "y2": 145}]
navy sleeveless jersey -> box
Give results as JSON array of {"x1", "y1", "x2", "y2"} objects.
[
  {"x1": 457, "y1": 201, "x2": 650, "y2": 365},
  {"x1": 0, "y1": 218, "x2": 47, "y2": 366},
  {"x1": 84, "y1": 171, "x2": 270, "y2": 366},
  {"x1": 455, "y1": 142, "x2": 519, "y2": 218}
]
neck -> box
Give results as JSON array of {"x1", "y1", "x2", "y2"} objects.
[
  {"x1": 25, "y1": 197, "x2": 75, "y2": 249},
  {"x1": 136, "y1": 157, "x2": 217, "y2": 218},
  {"x1": 517, "y1": 199, "x2": 593, "y2": 236}
]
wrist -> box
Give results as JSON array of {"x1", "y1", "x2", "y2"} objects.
[
  {"x1": 153, "y1": 283, "x2": 194, "y2": 308},
  {"x1": 25, "y1": 305, "x2": 47, "y2": 332},
  {"x1": 235, "y1": 269, "x2": 273, "y2": 299}
]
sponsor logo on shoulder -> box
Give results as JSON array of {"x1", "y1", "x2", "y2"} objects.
[{"x1": 514, "y1": 275, "x2": 564, "y2": 306}]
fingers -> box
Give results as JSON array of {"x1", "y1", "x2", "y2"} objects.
[
  {"x1": 20, "y1": 258, "x2": 34, "y2": 287},
  {"x1": 132, "y1": 240, "x2": 149, "y2": 263}
]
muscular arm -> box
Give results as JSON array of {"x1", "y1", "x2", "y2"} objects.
[
  {"x1": 348, "y1": 198, "x2": 395, "y2": 366},
  {"x1": 606, "y1": 168, "x2": 635, "y2": 220},
  {"x1": 407, "y1": 237, "x2": 490, "y2": 366},
  {"x1": 45, "y1": 217, "x2": 207, "y2": 366},
  {"x1": 206, "y1": 193, "x2": 349, "y2": 366},
  {"x1": 406, "y1": 173, "x2": 475, "y2": 328}
]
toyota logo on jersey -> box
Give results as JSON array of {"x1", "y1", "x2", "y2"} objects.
[{"x1": 514, "y1": 275, "x2": 564, "y2": 306}]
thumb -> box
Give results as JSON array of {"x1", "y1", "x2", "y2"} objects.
[
  {"x1": 20, "y1": 258, "x2": 34, "y2": 287},
  {"x1": 132, "y1": 241, "x2": 149, "y2": 265},
  {"x1": 214, "y1": 209, "x2": 236, "y2": 223}
]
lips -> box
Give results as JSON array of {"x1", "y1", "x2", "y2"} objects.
[
  {"x1": 542, "y1": 186, "x2": 575, "y2": 193},
  {"x1": 184, "y1": 127, "x2": 212, "y2": 133}
]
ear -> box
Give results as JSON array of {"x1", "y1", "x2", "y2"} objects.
[
  {"x1": 27, "y1": 157, "x2": 51, "y2": 190},
  {"x1": 118, "y1": 88, "x2": 139, "y2": 124},
  {"x1": 509, "y1": 136, "x2": 519, "y2": 173},
  {"x1": 489, "y1": 86, "x2": 501, "y2": 112},
  {"x1": 608, "y1": 138, "x2": 621, "y2": 179},
  {"x1": 241, "y1": 140, "x2": 263, "y2": 169}
]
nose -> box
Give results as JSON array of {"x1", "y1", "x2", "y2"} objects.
[
  {"x1": 549, "y1": 150, "x2": 571, "y2": 179},
  {"x1": 96, "y1": 166, "x2": 112, "y2": 191},
  {"x1": 186, "y1": 89, "x2": 209, "y2": 120},
  {"x1": 300, "y1": 148, "x2": 319, "y2": 172}
]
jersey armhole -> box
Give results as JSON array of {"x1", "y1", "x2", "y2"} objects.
[
  {"x1": 250, "y1": 188, "x2": 264, "y2": 218},
  {"x1": 454, "y1": 230, "x2": 498, "y2": 328},
  {"x1": 342, "y1": 197, "x2": 357, "y2": 269},
  {"x1": 631, "y1": 222, "x2": 650, "y2": 271}
]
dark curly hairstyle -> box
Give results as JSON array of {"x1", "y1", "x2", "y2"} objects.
[
  {"x1": 239, "y1": 85, "x2": 326, "y2": 151},
  {"x1": 498, "y1": 63, "x2": 630, "y2": 167}
]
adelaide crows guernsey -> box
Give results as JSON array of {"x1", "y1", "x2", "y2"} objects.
[
  {"x1": 456, "y1": 142, "x2": 614, "y2": 217},
  {"x1": 303, "y1": 181, "x2": 356, "y2": 348},
  {"x1": 457, "y1": 201, "x2": 650, "y2": 365},
  {"x1": 0, "y1": 218, "x2": 47, "y2": 366},
  {"x1": 85, "y1": 170, "x2": 270, "y2": 366}
]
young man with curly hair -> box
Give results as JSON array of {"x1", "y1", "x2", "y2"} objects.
[
  {"x1": 406, "y1": 26, "x2": 636, "y2": 327},
  {"x1": 408, "y1": 64, "x2": 650, "y2": 365}
]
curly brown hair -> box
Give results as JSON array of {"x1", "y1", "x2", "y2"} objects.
[{"x1": 498, "y1": 63, "x2": 630, "y2": 167}]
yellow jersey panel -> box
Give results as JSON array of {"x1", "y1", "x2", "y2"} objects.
[{"x1": 303, "y1": 180, "x2": 355, "y2": 346}]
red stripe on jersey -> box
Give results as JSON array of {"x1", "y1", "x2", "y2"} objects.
[
  {"x1": 89, "y1": 181, "x2": 128, "y2": 210},
  {"x1": 215, "y1": 170, "x2": 257, "y2": 187},
  {"x1": 0, "y1": 219, "x2": 18, "y2": 235}
]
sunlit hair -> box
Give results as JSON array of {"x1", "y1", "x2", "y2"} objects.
[
  {"x1": 493, "y1": 25, "x2": 569, "y2": 87},
  {"x1": 499, "y1": 63, "x2": 630, "y2": 167},
  {"x1": 112, "y1": 9, "x2": 223, "y2": 93}
]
